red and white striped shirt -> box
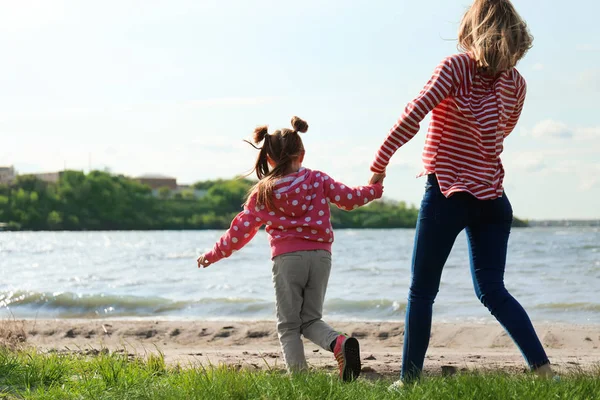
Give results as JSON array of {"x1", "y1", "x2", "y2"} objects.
[{"x1": 371, "y1": 53, "x2": 526, "y2": 200}]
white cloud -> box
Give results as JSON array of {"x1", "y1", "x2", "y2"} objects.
[
  {"x1": 529, "y1": 120, "x2": 600, "y2": 141},
  {"x1": 508, "y1": 151, "x2": 547, "y2": 172},
  {"x1": 576, "y1": 44, "x2": 600, "y2": 52},
  {"x1": 577, "y1": 69, "x2": 600, "y2": 90},
  {"x1": 506, "y1": 148, "x2": 599, "y2": 193},
  {"x1": 580, "y1": 177, "x2": 600, "y2": 191},
  {"x1": 532, "y1": 63, "x2": 544, "y2": 71},
  {"x1": 530, "y1": 120, "x2": 573, "y2": 139},
  {"x1": 577, "y1": 126, "x2": 600, "y2": 140},
  {"x1": 184, "y1": 97, "x2": 280, "y2": 108},
  {"x1": 0, "y1": 1, "x2": 67, "y2": 34},
  {"x1": 578, "y1": 164, "x2": 600, "y2": 191},
  {"x1": 0, "y1": 97, "x2": 281, "y2": 120}
]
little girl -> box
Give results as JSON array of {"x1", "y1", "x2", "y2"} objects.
[
  {"x1": 197, "y1": 116, "x2": 383, "y2": 381},
  {"x1": 368, "y1": 0, "x2": 554, "y2": 385}
]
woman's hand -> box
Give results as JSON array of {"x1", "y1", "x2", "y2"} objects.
[
  {"x1": 197, "y1": 255, "x2": 212, "y2": 268},
  {"x1": 369, "y1": 172, "x2": 386, "y2": 185}
]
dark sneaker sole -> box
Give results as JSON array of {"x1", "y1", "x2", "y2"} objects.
[{"x1": 341, "y1": 337, "x2": 361, "y2": 382}]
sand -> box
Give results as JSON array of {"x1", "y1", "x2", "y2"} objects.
[{"x1": 11, "y1": 319, "x2": 600, "y2": 378}]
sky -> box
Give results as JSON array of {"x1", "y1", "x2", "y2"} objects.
[{"x1": 0, "y1": 0, "x2": 598, "y2": 219}]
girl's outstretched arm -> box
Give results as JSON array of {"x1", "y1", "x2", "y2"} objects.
[
  {"x1": 370, "y1": 57, "x2": 458, "y2": 174},
  {"x1": 202, "y1": 197, "x2": 263, "y2": 265},
  {"x1": 320, "y1": 172, "x2": 383, "y2": 210}
]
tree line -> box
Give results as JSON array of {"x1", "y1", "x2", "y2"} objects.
[{"x1": 0, "y1": 170, "x2": 527, "y2": 231}]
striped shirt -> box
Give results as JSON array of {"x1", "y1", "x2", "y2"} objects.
[{"x1": 370, "y1": 53, "x2": 526, "y2": 200}]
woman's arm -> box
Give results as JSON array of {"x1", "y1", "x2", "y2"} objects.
[
  {"x1": 504, "y1": 77, "x2": 527, "y2": 138},
  {"x1": 370, "y1": 57, "x2": 458, "y2": 173}
]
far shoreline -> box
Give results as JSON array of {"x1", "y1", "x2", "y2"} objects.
[{"x1": 1, "y1": 223, "x2": 599, "y2": 233}]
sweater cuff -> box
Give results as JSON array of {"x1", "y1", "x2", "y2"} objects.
[
  {"x1": 204, "y1": 248, "x2": 222, "y2": 264},
  {"x1": 372, "y1": 182, "x2": 384, "y2": 198},
  {"x1": 370, "y1": 164, "x2": 386, "y2": 174}
]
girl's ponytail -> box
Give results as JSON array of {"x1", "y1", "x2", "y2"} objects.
[
  {"x1": 253, "y1": 125, "x2": 269, "y2": 144},
  {"x1": 291, "y1": 116, "x2": 308, "y2": 133},
  {"x1": 245, "y1": 117, "x2": 307, "y2": 211}
]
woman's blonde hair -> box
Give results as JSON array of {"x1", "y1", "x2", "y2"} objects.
[{"x1": 458, "y1": 0, "x2": 533, "y2": 75}]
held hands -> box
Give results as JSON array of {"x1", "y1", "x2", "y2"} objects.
[
  {"x1": 369, "y1": 172, "x2": 386, "y2": 185},
  {"x1": 197, "y1": 254, "x2": 212, "y2": 269}
]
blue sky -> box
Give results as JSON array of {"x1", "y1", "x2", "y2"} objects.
[{"x1": 1, "y1": 0, "x2": 598, "y2": 219}]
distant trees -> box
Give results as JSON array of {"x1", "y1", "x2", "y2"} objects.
[
  {"x1": 0, "y1": 171, "x2": 156, "y2": 230},
  {"x1": 0, "y1": 171, "x2": 528, "y2": 231}
]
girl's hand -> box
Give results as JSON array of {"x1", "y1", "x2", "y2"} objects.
[
  {"x1": 369, "y1": 172, "x2": 386, "y2": 185},
  {"x1": 197, "y1": 255, "x2": 212, "y2": 269}
]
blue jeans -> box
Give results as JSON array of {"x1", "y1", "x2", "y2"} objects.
[{"x1": 401, "y1": 175, "x2": 549, "y2": 380}]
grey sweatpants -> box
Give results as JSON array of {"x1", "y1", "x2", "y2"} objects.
[{"x1": 272, "y1": 250, "x2": 340, "y2": 372}]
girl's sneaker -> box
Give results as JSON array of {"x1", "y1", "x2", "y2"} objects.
[{"x1": 332, "y1": 334, "x2": 361, "y2": 382}]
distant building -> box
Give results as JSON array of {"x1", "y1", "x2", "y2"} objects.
[
  {"x1": 0, "y1": 166, "x2": 16, "y2": 184},
  {"x1": 173, "y1": 184, "x2": 208, "y2": 199},
  {"x1": 30, "y1": 172, "x2": 62, "y2": 183},
  {"x1": 136, "y1": 174, "x2": 178, "y2": 190},
  {"x1": 136, "y1": 174, "x2": 209, "y2": 199},
  {"x1": 18, "y1": 171, "x2": 80, "y2": 184}
]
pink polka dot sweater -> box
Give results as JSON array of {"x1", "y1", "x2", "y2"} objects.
[{"x1": 204, "y1": 167, "x2": 383, "y2": 263}]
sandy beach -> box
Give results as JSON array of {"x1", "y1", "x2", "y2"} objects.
[{"x1": 8, "y1": 319, "x2": 599, "y2": 378}]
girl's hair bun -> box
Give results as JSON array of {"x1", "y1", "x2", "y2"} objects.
[
  {"x1": 291, "y1": 116, "x2": 308, "y2": 133},
  {"x1": 253, "y1": 125, "x2": 269, "y2": 144}
]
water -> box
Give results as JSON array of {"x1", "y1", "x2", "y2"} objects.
[{"x1": 0, "y1": 228, "x2": 598, "y2": 324}]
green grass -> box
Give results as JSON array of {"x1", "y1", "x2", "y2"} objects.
[{"x1": 0, "y1": 348, "x2": 598, "y2": 400}]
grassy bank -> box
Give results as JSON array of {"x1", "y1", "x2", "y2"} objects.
[
  {"x1": 0, "y1": 348, "x2": 598, "y2": 400},
  {"x1": 0, "y1": 172, "x2": 421, "y2": 231},
  {"x1": 0, "y1": 170, "x2": 532, "y2": 231}
]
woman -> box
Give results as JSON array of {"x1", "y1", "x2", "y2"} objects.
[{"x1": 369, "y1": 0, "x2": 554, "y2": 383}]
